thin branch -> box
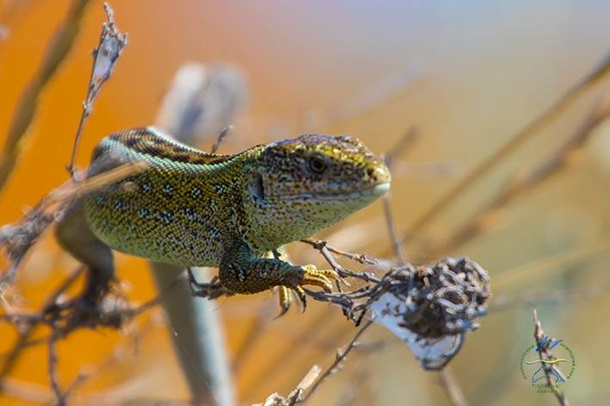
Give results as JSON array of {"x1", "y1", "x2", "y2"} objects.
[
  {"x1": 151, "y1": 68, "x2": 241, "y2": 405},
  {"x1": 232, "y1": 301, "x2": 275, "y2": 374},
  {"x1": 492, "y1": 238, "x2": 610, "y2": 292},
  {"x1": 0, "y1": 267, "x2": 84, "y2": 381},
  {"x1": 490, "y1": 284, "x2": 610, "y2": 312},
  {"x1": 438, "y1": 368, "x2": 468, "y2": 406},
  {"x1": 287, "y1": 365, "x2": 321, "y2": 405},
  {"x1": 300, "y1": 239, "x2": 378, "y2": 266},
  {"x1": 241, "y1": 311, "x2": 338, "y2": 399},
  {"x1": 438, "y1": 105, "x2": 608, "y2": 253},
  {"x1": 68, "y1": 2, "x2": 128, "y2": 176},
  {"x1": 396, "y1": 49, "x2": 610, "y2": 248},
  {"x1": 301, "y1": 319, "x2": 374, "y2": 403},
  {"x1": 0, "y1": 0, "x2": 93, "y2": 193},
  {"x1": 382, "y1": 193, "x2": 406, "y2": 264},
  {"x1": 532, "y1": 310, "x2": 569, "y2": 406},
  {"x1": 48, "y1": 334, "x2": 66, "y2": 406},
  {"x1": 301, "y1": 239, "x2": 381, "y2": 284},
  {"x1": 210, "y1": 126, "x2": 233, "y2": 154},
  {"x1": 0, "y1": 161, "x2": 146, "y2": 286},
  {"x1": 381, "y1": 128, "x2": 418, "y2": 263}
]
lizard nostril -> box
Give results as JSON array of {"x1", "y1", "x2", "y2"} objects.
[{"x1": 366, "y1": 167, "x2": 376, "y2": 181}]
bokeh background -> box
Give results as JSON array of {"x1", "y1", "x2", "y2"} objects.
[{"x1": 2, "y1": 1, "x2": 610, "y2": 404}]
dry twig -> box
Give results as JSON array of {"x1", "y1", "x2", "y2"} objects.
[
  {"x1": 0, "y1": 161, "x2": 146, "y2": 287},
  {"x1": 438, "y1": 105, "x2": 610, "y2": 253},
  {"x1": 0, "y1": 0, "x2": 93, "y2": 193},
  {"x1": 301, "y1": 320, "x2": 373, "y2": 403},
  {"x1": 397, "y1": 49, "x2": 610, "y2": 250},
  {"x1": 68, "y1": 2, "x2": 128, "y2": 176},
  {"x1": 531, "y1": 310, "x2": 569, "y2": 406}
]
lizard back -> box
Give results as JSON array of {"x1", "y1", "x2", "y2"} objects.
[{"x1": 84, "y1": 127, "x2": 250, "y2": 267}]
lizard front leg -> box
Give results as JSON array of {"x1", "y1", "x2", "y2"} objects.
[{"x1": 218, "y1": 243, "x2": 337, "y2": 313}]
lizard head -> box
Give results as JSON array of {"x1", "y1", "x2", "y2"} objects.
[{"x1": 244, "y1": 134, "x2": 391, "y2": 249}]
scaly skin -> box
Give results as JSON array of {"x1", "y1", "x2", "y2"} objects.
[{"x1": 56, "y1": 127, "x2": 391, "y2": 311}]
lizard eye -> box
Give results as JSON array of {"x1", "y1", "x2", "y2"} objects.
[{"x1": 308, "y1": 154, "x2": 328, "y2": 174}]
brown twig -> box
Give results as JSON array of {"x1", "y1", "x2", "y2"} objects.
[
  {"x1": 288, "y1": 365, "x2": 321, "y2": 405},
  {"x1": 210, "y1": 126, "x2": 233, "y2": 154},
  {"x1": 0, "y1": 161, "x2": 146, "y2": 286},
  {"x1": 254, "y1": 365, "x2": 321, "y2": 406},
  {"x1": 48, "y1": 333, "x2": 66, "y2": 406},
  {"x1": 438, "y1": 368, "x2": 468, "y2": 406},
  {"x1": 396, "y1": 49, "x2": 610, "y2": 249},
  {"x1": 301, "y1": 239, "x2": 381, "y2": 284},
  {"x1": 0, "y1": 0, "x2": 93, "y2": 193},
  {"x1": 240, "y1": 310, "x2": 338, "y2": 399},
  {"x1": 382, "y1": 193, "x2": 406, "y2": 264},
  {"x1": 380, "y1": 128, "x2": 419, "y2": 263},
  {"x1": 491, "y1": 238, "x2": 610, "y2": 292},
  {"x1": 490, "y1": 284, "x2": 610, "y2": 312},
  {"x1": 532, "y1": 310, "x2": 569, "y2": 406},
  {"x1": 300, "y1": 239, "x2": 377, "y2": 266},
  {"x1": 438, "y1": 105, "x2": 609, "y2": 253},
  {"x1": 68, "y1": 2, "x2": 128, "y2": 177},
  {"x1": 0, "y1": 267, "x2": 84, "y2": 381},
  {"x1": 231, "y1": 301, "x2": 276, "y2": 374},
  {"x1": 52, "y1": 309, "x2": 163, "y2": 402},
  {"x1": 301, "y1": 319, "x2": 374, "y2": 403}
]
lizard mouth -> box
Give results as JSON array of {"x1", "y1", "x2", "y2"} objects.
[{"x1": 279, "y1": 182, "x2": 391, "y2": 201}]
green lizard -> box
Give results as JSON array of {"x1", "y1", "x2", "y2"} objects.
[{"x1": 56, "y1": 127, "x2": 391, "y2": 312}]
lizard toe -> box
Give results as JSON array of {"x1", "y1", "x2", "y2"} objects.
[{"x1": 301, "y1": 265, "x2": 338, "y2": 293}]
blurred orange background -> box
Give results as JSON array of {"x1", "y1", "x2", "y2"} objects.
[{"x1": 3, "y1": 1, "x2": 610, "y2": 404}]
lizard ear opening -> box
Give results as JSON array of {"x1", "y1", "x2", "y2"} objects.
[{"x1": 250, "y1": 174, "x2": 265, "y2": 202}]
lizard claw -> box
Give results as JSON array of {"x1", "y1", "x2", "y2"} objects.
[
  {"x1": 187, "y1": 269, "x2": 233, "y2": 300},
  {"x1": 275, "y1": 265, "x2": 337, "y2": 316},
  {"x1": 276, "y1": 286, "x2": 292, "y2": 318},
  {"x1": 275, "y1": 286, "x2": 307, "y2": 318},
  {"x1": 301, "y1": 265, "x2": 338, "y2": 293}
]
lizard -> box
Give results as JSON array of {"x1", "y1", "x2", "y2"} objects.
[{"x1": 55, "y1": 126, "x2": 391, "y2": 313}]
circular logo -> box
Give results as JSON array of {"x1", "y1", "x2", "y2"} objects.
[{"x1": 519, "y1": 338, "x2": 576, "y2": 393}]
